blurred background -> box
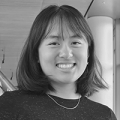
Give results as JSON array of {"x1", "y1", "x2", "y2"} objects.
[{"x1": 0, "y1": 0, "x2": 120, "y2": 119}]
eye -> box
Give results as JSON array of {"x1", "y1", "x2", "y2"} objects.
[
  {"x1": 48, "y1": 42, "x2": 60, "y2": 46},
  {"x1": 71, "y1": 42, "x2": 81, "y2": 45}
]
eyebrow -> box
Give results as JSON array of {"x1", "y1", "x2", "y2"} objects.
[
  {"x1": 48, "y1": 34, "x2": 83, "y2": 38},
  {"x1": 47, "y1": 35, "x2": 61, "y2": 39},
  {"x1": 70, "y1": 34, "x2": 83, "y2": 38}
]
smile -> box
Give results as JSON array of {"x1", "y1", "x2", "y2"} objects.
[{"x1": 56, "y1": 63, "x2": 76, "y2": 69}]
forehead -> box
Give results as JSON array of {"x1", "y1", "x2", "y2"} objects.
[
  {"x1": 45, "y1": 19, "x2": 84, "y2": 38},
  {"x1": 48, "y1": 24, "x2": 74, "y2": 36}
]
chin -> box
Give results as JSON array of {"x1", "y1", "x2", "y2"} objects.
[{"x1": 57, "y1": 78, "x2": 76, "y2": 84}]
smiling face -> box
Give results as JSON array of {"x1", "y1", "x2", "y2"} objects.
[{"x1": 38, "y1": 22, "x2": 88, "y2": 85}]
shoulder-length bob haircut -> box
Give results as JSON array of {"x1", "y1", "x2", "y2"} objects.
[{"x1": 16, "y1": 5, "x2": 108, "y2": 96}]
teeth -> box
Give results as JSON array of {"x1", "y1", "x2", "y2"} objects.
[{"x1": 57, "y1": 64, "x2": 74, "y2": 69}]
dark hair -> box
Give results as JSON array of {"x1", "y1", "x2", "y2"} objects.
[{"x1": 16, "y1": 5, "x2": 108, "y2": 96}]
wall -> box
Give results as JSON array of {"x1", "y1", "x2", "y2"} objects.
[
  {"x1": 87, "y1": 17, "x2": 114, "y2": 110},
  {"x1": 114, "y1": 18, "x2": 120, "y2": 120}
]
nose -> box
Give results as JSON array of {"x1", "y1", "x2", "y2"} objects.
[{"x1": 59, "y1": 43, "x2": 73, "y2": 59}]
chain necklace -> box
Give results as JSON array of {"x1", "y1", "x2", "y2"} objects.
[{"x1": 47, "y1": 94, "x2": 81, "y2": 110}]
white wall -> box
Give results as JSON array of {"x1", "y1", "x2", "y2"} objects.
[
  {"x1": 87, "y1": 17, "x2": 114, "y2": 110},
  {"x1": 114, "y1": 19, "x2": 120, "y2": 120}
]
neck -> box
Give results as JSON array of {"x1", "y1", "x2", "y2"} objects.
[{"x1": 48, "y1": 82, "x2": 80, "y2": 99}]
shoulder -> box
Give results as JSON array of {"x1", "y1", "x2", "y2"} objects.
[
  {"x1": 0, "y1": 90, "x2": 23, "y2": 105},
  {"x1": 0, "y1": 90, "x2": 30, "y2": 110},
  {"x1": 0, "y1": 90, "x2": 24, "y2": 119},
  {"x1": 0, "y1": 90, "x2": 30, "y2": 102},
  {"x1": 81, "y1": 97, "x2": 117, "y2": 119},
  {"x1": 82, "y1": 97, "x2": 110, "y2": 110},
  {"x1": 0, "y1": 90, "x2": 47, "y2": 104},
  {"x1": 0, "y1": 90, "x2": 48, "y2": 119}
]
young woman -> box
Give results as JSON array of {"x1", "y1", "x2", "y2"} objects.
[{"x1": 0, "y1": 5, "x2": 117, "y2": 120}]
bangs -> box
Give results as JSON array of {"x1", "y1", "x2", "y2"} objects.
[{"x1": 44, "y1": 10, "x2": 91, "y2": 45}]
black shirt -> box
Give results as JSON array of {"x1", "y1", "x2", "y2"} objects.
[{"x1": 0, "y1": 90, "x2": 117, "y2": 120}]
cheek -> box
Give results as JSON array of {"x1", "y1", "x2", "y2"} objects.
[
  {"x1": 78, "y1": 55, "x2": 88, "y2": 68},
  {"x1": 38, "y1": 49, "x2": 56, "y2": 75},
  {"x1": 39, "y1": 51, "x2": 51, "y2": 67},
  {"x1": 74, "y1": 48, "x2": 88, "y2": 61},
  {"x1": 74, "y1": 49, "x2": 88, "y2": 72},
  {"x1": 39, "y1": 46, "x2": 51, "y2": 62}
]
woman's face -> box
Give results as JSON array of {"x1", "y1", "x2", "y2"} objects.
[{"x1": 38, "y1": 24, "x2": 88, "y2": 85}]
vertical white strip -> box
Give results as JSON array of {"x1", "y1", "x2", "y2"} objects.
[
  {"x1": 114, "y1": 18, "x2": 120, "y2": 120},
  {"x1": 87, "y1": 16, "x2": 113, "y2": 110}
]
